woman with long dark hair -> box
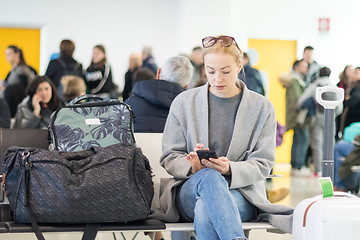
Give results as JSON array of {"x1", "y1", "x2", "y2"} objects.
[
  {"x1": 14, "y1": 76, "x2": 64, "y2": 129},
  {"x1": 338, "y1": 65, "x2": 354, "y2": 96},
  {"x1": 337, "y1": 65, "x2": 355, "y2": 139},
  {"x1": 84, "y1": 45, "x2": 115, "y2": 98}
]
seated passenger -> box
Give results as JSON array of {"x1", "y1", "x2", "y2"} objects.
[
  {"x1": 131, "y1": 67, "x2": 156, "y2": 89},
  {"x1": 122, "y1": 53, "x2": 142, "y2": 101},
  {"x1": 61, "y1": 75, "x2": 86, "y2": 103},
  {"x1": 338, "y1": 134, "x2": 360, "y2": 192},
  {"x1": 155, "y1": 35, "x2": 293, "y2": 239},
  {"x1": 13, "y1": 76, "x2": 64, "y2": 129},
  {"x1": 126, "y1": 56, "x2": 193, "y2": 133},
  {"x1": 334, "y1": 122, "x2": 360, "y2": 191}
]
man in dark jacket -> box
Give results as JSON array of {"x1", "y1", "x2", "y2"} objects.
[
  {"x1": 126, "y1": 56, "x2": 193, "y2": 132},
  {"x1": 238, "y1": 53, "x2": 265, "y2": 96}
]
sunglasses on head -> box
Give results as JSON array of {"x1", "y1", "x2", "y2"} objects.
[{"x1": 202, "y1": 36, "x2": 240, "y2": 51}]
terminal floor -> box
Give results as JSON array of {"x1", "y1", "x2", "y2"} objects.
[{"x1": 1, "y1": 164, "x2": 321, "y2": 240}]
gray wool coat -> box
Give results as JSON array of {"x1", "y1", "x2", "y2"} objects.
[{"x1": 153, "y1": 81, "x2": 294, "y2": 233}]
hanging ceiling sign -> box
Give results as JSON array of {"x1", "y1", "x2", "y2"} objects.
[{"x1": 319, "y1": 18, "x2": 330, "y2": 33}]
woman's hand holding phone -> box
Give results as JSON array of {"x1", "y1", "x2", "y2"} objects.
[
  {"x1": 187, "y1": 143, "x2": 231, "y2": 175},
  {"x1": 201, "y1": 156, "x2": 231, "y2": 176}
]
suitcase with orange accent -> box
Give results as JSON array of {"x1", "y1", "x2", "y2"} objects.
[
  {"x1": 292, "y1": 192, "x2": 360, "y2": 239},
  {"x1": 292, "y1": 86, "x2": 360, "y2": 240}
]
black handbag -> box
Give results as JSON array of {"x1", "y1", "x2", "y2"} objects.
[{"x1": 2, "y1": 143, "x2": 154, "y2": 239}]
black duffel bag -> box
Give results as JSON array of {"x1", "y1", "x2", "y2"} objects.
[{"x1": 2, "y1": 143, "x2": 154, "y2": 239}]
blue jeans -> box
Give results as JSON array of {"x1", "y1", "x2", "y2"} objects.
[
  {"x1": 291, "y1": 127, "x2": 309, "y2": 169},
  {"x1": 334, "y1": 140, "x2": 355, "y2": 189},
  {"x1": 173, "y1": 168, "x2": 256, "y2": 240},
  {"x1": 341, "y1": 172, "x2": 360, "y2": 191}
]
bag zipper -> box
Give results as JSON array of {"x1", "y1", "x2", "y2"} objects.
[
  {"x1": 22, "y1": 152, "x2": 32, "y2": 170},
  {"x1": 28, "y1": 157, "x2": 125, "y2": 175}
]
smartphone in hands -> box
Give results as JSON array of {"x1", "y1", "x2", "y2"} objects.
[{"x1": 197, "y1": 150, "x2": 218, "y2": 166}]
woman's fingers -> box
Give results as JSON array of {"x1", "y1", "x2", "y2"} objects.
[
  {"x1": 194, "y1": 143, "x2": 204, "y2": 151},
  {"x1": 202, "y1": 157, "x2": 231, "y2": 175},
  {"x1": 188, "y1": 151, "x2": 198, "y2": 159},
  {"x1": 187, "y1": 151, "x2": 205, "y2": 174}
]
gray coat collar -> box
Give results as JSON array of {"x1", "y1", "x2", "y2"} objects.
[{"x1": 195, "y1": 81, "x2": 252, "y2": 161}]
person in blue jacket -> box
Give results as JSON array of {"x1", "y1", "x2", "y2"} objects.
[
  {"x1": 238, "y1": 52, "x2": 265, "y2": 96},
  {"x1": 125, "y1": 56, "x2": 193, "y2": 133}
]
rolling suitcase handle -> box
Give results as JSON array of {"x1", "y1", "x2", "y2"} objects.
[
  {"x1": 306, "y1": 191, "x2": 358, "y2": 202},
  {"x1": 315, "y1": 86, "x2": 344, "y2": 182}
]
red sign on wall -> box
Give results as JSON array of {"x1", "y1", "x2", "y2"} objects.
[{"x1": 319, "y1": 18, "x2": 330, "y2": 32}]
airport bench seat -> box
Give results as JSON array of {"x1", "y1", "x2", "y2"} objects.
[{"x1": 0, "y1": 129, "x2": 283, "y2": 239}]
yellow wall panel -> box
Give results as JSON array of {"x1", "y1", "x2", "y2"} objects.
[
  {"x1": 248, "y1": 39, "x2": 297, "y2": 163},
  {"x1": 0, "y1": 27, "x2": 40, "y2": 80}
]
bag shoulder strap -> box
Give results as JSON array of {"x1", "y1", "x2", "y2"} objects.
[
  {"x1": 24, "y1": 165, "x2": 46, "y2": 240},
  {"x1": 90, "y1": 63, "x2": 110, "y2": 94},
  {"x1": 57, "y1": 58, "x2": 67, "y2": 69},
  {"x1": 24, "y1": 155, "x2": 99, "y2": 240},
  {"x1": 58, "y1": 58, "x2": 81, "y2": 72},
  {"x1": 82, "y1": 224, "x2": 100, "y2": 240}
]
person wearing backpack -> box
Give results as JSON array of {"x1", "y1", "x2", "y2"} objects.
[
  {"x1": 45, "y1": 39, "x2": 83, "y2": 96},
  {"x1": 84, "y1": 45, "x2": 115, "y2": 99}
]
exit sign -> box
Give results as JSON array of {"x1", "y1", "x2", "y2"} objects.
[{"x1": 319, "y1": 18, "x2": 330, "y2": 32}]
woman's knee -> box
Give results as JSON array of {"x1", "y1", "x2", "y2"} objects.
[{"x1": 196, "y1": 168, "x2": 227, "y2": 184}]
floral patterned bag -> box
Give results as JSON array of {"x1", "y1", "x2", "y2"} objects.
[{"x1": 49, "y1": 94, "x2": 135, "y2": 152}]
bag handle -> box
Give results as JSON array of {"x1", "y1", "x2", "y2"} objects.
[
  {"x1": 68, "y1": 94, "x2": 104, "y2": 105},
  {"x1": 332, "y1": 191, "x2": 359, "y2": 199}
]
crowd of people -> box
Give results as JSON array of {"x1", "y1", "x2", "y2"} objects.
[
  {"x1": 0, "y1": 37, "x2": 359, "y2": 239},
  {"x1": 279, "y1": 46, "x2": 360, "y2": 192},
  {"x1": 0, "y1": 38, "x2": 273, "y2": 132}
]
